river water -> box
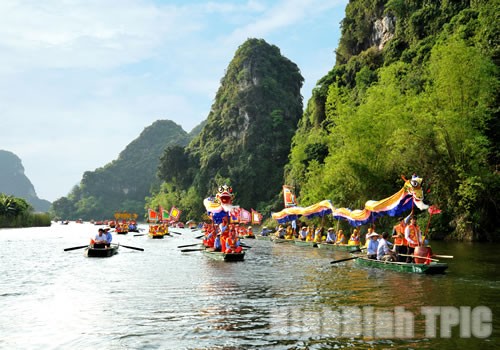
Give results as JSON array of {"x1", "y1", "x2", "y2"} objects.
[{"x1": 0, "y1": 223, "x2": 498, "y2": 349}]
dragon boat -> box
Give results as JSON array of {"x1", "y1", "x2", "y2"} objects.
[
  {"x1": 318, "y1": 243, "x2": 361, "y2": 252},
  {"x1": 202, "y1": 247, "x2": 245, "y2": 262},
  {"x1": 354, "y1": 256, "x2": 448, "y2": 274}
]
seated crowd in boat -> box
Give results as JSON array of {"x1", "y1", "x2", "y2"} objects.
[
  {"x1": 149, "y1": 223, "x2": 169, "y2": 236},
  {"x1": 364, "y1": 215, "x2": 428, "y2": 263},
  {"x1": 271, "y1": 224, "x2": 359, "y2": 247},
  {"x1": 202, "y1": 218, "x2": 243, "y2": 254}
]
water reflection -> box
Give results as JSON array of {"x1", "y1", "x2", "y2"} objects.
[{"x1": 0, "y1": 225, "x2": 498, "y2": 349}]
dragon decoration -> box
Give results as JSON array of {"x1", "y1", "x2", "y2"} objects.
[
  {"x1": 203, "y1": 184, "x2": 240, "y2": 224},
  {"x1": 272, "y1": 174, "x2": 429, "y2": 226}
]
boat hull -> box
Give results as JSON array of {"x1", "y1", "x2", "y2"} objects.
[
  {"x1": 355, "y1": 257, "x2": 448, "y2": 274},
  {"x1": 256, "y1": 235, "x2": 272, "y2": 241},
  {"x1": 85, "y1": 246, "x2": 119, "y2": 258},
  {"x1": 202, "y1": 249, "x2": 245, "y2": 262},
  {"x1": 294, "y1": 240, "x2": 318, "y2": 248},
  {"x1": 318, "y1": 243, "x2": 361, "y2": 252},
  {"x1": 272, "y1": 238, "x2": 295, "y2": 244}
]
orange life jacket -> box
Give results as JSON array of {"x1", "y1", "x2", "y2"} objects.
[
  {"x1": 393, "y1": 223, "x2": 407, "y2": 246},
  {"x1": 407, "y1": 224, "x2": 420, "y2": 248}
]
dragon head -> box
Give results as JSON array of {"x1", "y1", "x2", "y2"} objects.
[
  {"x1": 403, "y1": 174, "x2": 425, "y2": 202},
  {"x1": 216, "y1": 184, "x2": 234, "y2": 205}
]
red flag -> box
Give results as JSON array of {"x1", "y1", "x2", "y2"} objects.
[
  {"x1": 428, "y1": 205, "x2": 441, "y2": 215},
  {"x1": 148, "y1": 208, "x2": 158, "y2": 223}
]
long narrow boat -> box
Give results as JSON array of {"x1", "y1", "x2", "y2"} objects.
[
  {"x1": 354, "y1": 256, "x2": 448, "y2": 274},
  {"x1": 85, "y1": 245, "x2": 119, "y2": 258},
  {"x1": 318, "y1": 243, "x2": 361, "y2": 252},
  {"x1": 271, "y1": 237, "x2": 295, "y2": 244},
  {"x1": 294, "y1": 240, "x2": 318, "y2": 248},
  {"x1": 255, "y1": 235, "x2": 272, "y2": 241},
  {"x1": 202, "y1": 248, "x2": 245, "y2": 262},
  {"x1": 149, "y1": 233, "x2": 171, "y2": 239}
]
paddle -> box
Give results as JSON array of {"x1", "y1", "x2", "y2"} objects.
[
  {"x1": 177, "y1": 243, "x2": 202, "y2": 248},
  {"x1": 64, "y1": 245, "x2": 89, "y2": 251},
  {"x1": 433, "y1": 254, "x2": 454, "y2": 259},
  {"x1": 398, "y1": 253, "x2": 439, "y2": 262},
  {"x1": 180, "y1": 248, "x2": 205, "y2": 253},
  {"x1": 330, "y1": 256, "x2": 359, "y2": 264},
  {"x1": 170, "y1": 231, "x2": 182, "y2": 235},
  {"x1": 112, "y1": 243, "x2": 144, "y2": 251},
  {"x1": 195, "y1": 235, "x2": 205, "y2": 239},
  {"x1": 133, "y1": 234, "x2": 146, "y2": 237},
  {"x1": 240, "y1": 243, "x2": 252, "y2": 249}
]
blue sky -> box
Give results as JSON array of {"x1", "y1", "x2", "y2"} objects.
[{"x1": 0, "y1": 0, "x2": 347, "y2": 202}]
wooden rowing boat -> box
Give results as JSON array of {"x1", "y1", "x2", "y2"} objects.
[
  {"x1": 202, "y1": 248, "x2": 245, "y2": 262},
  {"x1": 318, "y1": 243, "x2": 361, "y2": 252},
  {"x1": 85, "y1": 245, "x2": 119, "y2": 258},
  {"x1": 354, "y1": 256, "x2": 448, "y2": 274},
  {"x1": 148, "y1": 233, "x2": 171, "y2": 239},
  {"x1": 255, "y1": 235, "x2": 272, "y2": 241},
  {"x1": 272, "y1": 237, "x2": 295, "y2": 244},
  {"x1": 294, "y1": 240, "x2": 318, "y2": 248}
]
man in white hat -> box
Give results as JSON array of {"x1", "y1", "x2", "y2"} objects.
[{"x1": 366, "y1": 231, "x2": 380, "y2": 259}]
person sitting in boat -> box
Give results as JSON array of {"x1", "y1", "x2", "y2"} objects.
[
  {"x1": 377, "y1": 232, "x2": 397, "y2": 261},
  {"x1": 392, "y1": 217, "x2": 408, "y2": 262},
  {"x1": 313, "y1": 227, "x2": 323, "y2": 243},
  {"x1": 260, "y1": 226, "x2": 271, "y2": 236},
  {"x1": 94, "y1": 228, "x2": 107, "y2": 248},
  {"x1": 364, "y1": 227, "x2": 374, "y2": 247},
  {"x1": 405, "y1": 216, "x2": 423, "y2": 263},
  {"x1": 247, "y1": 226, "x2": 255, "y2": 237},
  {"x1": 204, "y1": 230, "x2": 215, "y2": 248},
  {"x1": 285, "y1": 225, "x2": 294, "y2": 240},
  {"x1": 335, "y1": 229, "x2": 346, "y2": 245},
  {"x1": 225, "y1": 231, "x2": 242, "y2": 253},
  {"x1": 298, "y1": 226, "x2": 308, "y2": 241},
  {"x1": 306, "y1": 226, "x2": 315, "y2": 242},
  {"x1": 366, "y1": 231, "x2": 380, "y2": 259},
  {"x1": 214, "y1": 233, "x2": 222, "y2": 251},
  {"x1": 103, "y1": 228, "x2": 112, "y2": 247},
  {"x1": 325, "y1": 227, "x2": 336, "y2": 243},
  {"x1": 348, "y1": 228, "x2": 360, "y2": 246},
  {"x1": 276, "y1": 225, "x2": 286, "y2": 239}
]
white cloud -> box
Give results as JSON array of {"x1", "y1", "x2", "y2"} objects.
[{"x1": 0, "y1": 0, "x2": 348, "y2": 201}]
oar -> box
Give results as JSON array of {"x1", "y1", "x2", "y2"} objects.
[
  {"x1": 64, "y1": 245, "x2": 89, "y2": 251},
  {"x1": 398, "y1": 253, "x2": 439, "y2": 262},
  {"x1": 195, "y1": 234, "x2": 205, "y2": 239},
  {"x1": 180, "y1": 248, "x2": 205, "y2": 253},
  {"x1": 170, "y1": 231, "x2": 182, "y2": 235},
  {"x1": 432, "y1": 254, "x2": 454, "y2": 259},
  {"x1": 133, "y1": 234, "x2": 146, "y2": 237},
  {"x1": 240, "y1": 243, "x2": 251, "y2": 249},
  {"x1": 113, "y1": 243, "x2": 144, "y2": 251},
  {"x1": 177, "y1": 243, "x2": 202, "y2": 248},
  {"x1": 330, "y1": 256, "x2": 359, "y2": 264}
]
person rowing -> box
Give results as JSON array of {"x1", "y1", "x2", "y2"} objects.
[{"x1": 377, "y1": 232, "x2": 397, "y2": 261}]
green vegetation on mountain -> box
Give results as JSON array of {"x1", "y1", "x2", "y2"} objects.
[
  {"x1": 51, "y1": 120, "x2": 192, "y2": 220},
  {"x1": 148, "y1": 38, "x2": 304, "y2": 218},
  {"x1": 286, "y1": 0, "x2": 499, "y2": 241},
  {"x1": 0, "y1": 150, "x2": 51, "y2": 212}
]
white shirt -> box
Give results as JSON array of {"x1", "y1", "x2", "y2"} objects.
[{"x1": 377, "y1": 238, "x2": 391, "y2": 260}]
